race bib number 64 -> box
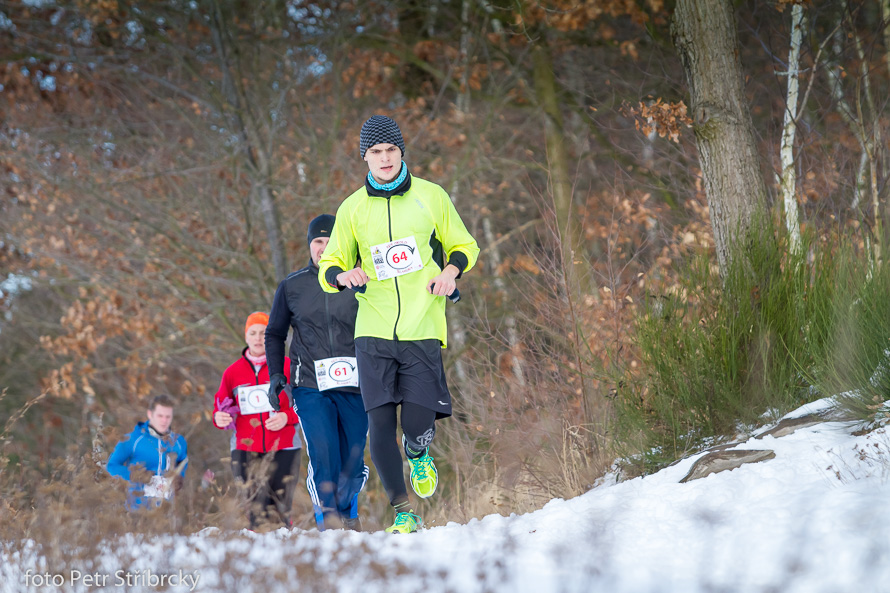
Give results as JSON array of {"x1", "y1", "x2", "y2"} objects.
[{"x1": 370, "y1": 235, "x2": 424, "y2": 281}]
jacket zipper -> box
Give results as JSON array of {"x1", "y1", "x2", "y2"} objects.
[
  {"x1": 252, "y1": 361, "x2": 267, "y2": 452},
  {"x1": 388, "y1": 198, "x2": 401, "y2": 341},
  {"x1": 325, "y1": 292, "x2": 335, "y2": 357}
]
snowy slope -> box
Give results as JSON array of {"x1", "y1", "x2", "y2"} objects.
[{"x1": 4, "y1": 399, "x2": 889, "y2": 593}]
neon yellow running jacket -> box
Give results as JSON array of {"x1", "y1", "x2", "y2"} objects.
[{"x1": 318, "y1": 175, "x2": 479, "y2": 347}]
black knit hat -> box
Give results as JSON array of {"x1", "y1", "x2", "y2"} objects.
[
  {"x1": 359, "y1": 115, "x2": 405, "y2": 159},
  {"x1": 307, "y1": 214, "x2": 335, "y2": 246}
]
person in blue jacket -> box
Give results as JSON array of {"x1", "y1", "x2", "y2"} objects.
[{"x1": 107, "y1": 394, "x2": 189, "y2": 509}]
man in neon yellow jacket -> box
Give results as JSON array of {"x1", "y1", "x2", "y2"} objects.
[{"x1": 319, "y1": 115, "x2": 479, "y2": 534}]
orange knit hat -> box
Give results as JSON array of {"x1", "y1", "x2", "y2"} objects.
[{"x1": 245, "y1": 311, "x2": 269, "y2": 334}]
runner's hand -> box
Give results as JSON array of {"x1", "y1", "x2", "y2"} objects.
[
  {"x1": 428, "y1": 264, "x2": 460, "y2": 296},
  {"x1": 268, "y1": 374, "x2": 288, "y2": 411},
  {"x1": 265, "y1": 412, "x2": 288, "y2": 431},
  {"x1": 214, "y1": 411, "x2": 233, "y2": 427},
  {"x1": 337, "y1": 268, "x2": 369, "y2": 289}
]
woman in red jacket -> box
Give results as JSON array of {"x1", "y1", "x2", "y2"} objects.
[{"x1": 213, "y1": 311, "x2": 301, "y2": 529}]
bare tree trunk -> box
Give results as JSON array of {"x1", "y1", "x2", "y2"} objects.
[
  {"x1": 851, "y1": 19, "x2": 883, "y2": 263},
  {"x1": 851, "y1": 152, "x2": 868, "y2": 211},
  {"x1": 829, "y1": 24, "x2": 869, "y2": 211},
  {"x1": 448, "y1": 173, "x2": 470, "y2": 386},
  {"x1": 483, "y1": 217, "x2": 525, "y2": 386},
  {"x1": 780, "y1": 3, "x2": 804, "y2": 253},
  {"x1": 880, "y1": 0, "x2": 890, "y2": 230},
  {"x1": 827, "y1": 7, "x2": 882, "y2": 264},
  {"x1": 457, "y1": 0, "x2": 471, "y2": 114},
  {"x1": 210, "y1": 2, "x2": 288, "y2": 281},
  {"x1": 672, "y1": 0, "x2": 770, "y2": 275},
  {"x1": 448, "y1": 1, "x2": 474, "y2": 386},
  {"x1": 478, "y1": 0, "x2": 504, "y2": 39},
  {"x1": 531, "y1": 39, "x2": 589, "y2": 297},
  {"x1": 531, "y1": 36, "x2": 593, "y2": 421},
  {"x1": 882, "y1": 0, "x2": 890, "y2": 81}
]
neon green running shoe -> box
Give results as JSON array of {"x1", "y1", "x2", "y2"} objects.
[
  {"x1": 403, "y1": 435, "x2": 438, "y2": 499},
  {"x1": 385, "y1": 511, "x2": 422, "y2": 534}
]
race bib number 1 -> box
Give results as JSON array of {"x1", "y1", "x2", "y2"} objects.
[
  {"x1": 236, "y1": 383, "x2": 274, "y2": 415},
  {"x1": 315, "y1": 357, "x2": 360, "y2": 391},
  {"x1": 370, "y1": 235, "x2": 424, "y2": 281}
]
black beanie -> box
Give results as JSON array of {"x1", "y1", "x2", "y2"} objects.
[
  {"x1": 360, "y1": 115, "x2": 405, "y2": 159},
  {"x1": 307, "y1": 214, "x2": 335, "y2": 246}
]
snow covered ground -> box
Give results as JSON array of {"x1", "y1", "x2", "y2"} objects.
[{"x1": 4, "y1": 398, "x2": 889, "y2": 593}]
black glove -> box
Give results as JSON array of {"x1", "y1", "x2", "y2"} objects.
[{"x1": 268, "y1": 374, "x2": 289, "y2": 412}]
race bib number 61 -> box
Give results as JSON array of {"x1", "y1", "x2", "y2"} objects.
[{"x1": 315, "y1": 357, "x2": 360, "y2": 391}]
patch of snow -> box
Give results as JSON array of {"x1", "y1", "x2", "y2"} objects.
[{"x1": 2, "y1": 398, "x2": 888, "y2": 592}]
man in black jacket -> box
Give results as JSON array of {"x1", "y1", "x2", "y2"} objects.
[{"x1": 265, "y1": 214, "x2": 369, "y2": 531}]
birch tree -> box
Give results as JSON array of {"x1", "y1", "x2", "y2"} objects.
[{"x1": 779, "y1": 2, "x2": 805, "y2": 254}]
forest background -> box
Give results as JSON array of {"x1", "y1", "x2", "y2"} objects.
[{"x1": 1, "y1": 0, "x2": 888, "y2": 536}]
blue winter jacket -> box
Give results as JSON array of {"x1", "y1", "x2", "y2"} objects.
[{"x1": 106, "y1": 421, "x2": 188, "y2": 509}]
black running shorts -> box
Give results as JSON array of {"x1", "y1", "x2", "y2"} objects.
[{"x1": 355, "y1": 337, "x2": 452, "y2": 419}]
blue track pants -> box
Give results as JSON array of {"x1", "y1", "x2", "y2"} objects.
[{"x1": 293, "y1": 386, "x2": 369, "y2": 530}]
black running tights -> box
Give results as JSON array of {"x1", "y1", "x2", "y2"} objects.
[{"x1": 367, "y1": 402, "x2": 436, "y2": 507}]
